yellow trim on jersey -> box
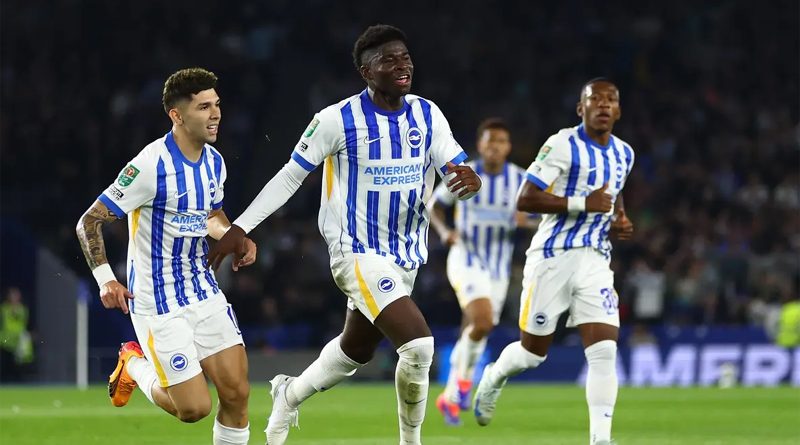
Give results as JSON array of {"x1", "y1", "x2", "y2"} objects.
[
  {"x1": 518, "y1": 282, "x2": 535, "y2": 331},
  {"x1": 147, "y1": 330, "x2": 169, "y2": 388},
  {"x1": 130, "y1": 208, "x2": 142, "y2": 245},
  {"x1": 324, "y1": 156, "x2": 334, "y2": 200},
  {"x1": 354, "y1": 259, "x2": 380, "y2": 317},
  {"x1": 545, "y1": 183, "x2": 555, "y2": 193}
]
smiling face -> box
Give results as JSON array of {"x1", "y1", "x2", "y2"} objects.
[
  {"x1": 360, "y1": 40, "x2": 414, "y2": 97},
  {"x1": 170, "y1": 88, "x2": 221, "y2": 144},
  {"x1": 577, "y1": 81, "x2": 621, "y2": 133}
]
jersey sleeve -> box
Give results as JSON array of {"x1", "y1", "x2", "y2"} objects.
[
  {"x1": 211, "y1": 151, "x2": 227, "y2": 209},
  {"x1": 288, "y1": 107, "x2": 342, "y2": 172},
  {"x1": 98, "y1": 151, "x2": 156, "y2": 218},
  {"x1": 432, "y1": 180, "x2": 456, "y2": 206},
  {"x1": 525, "y1": 134, "x2": 571, "y2": 191},
  {"x1": 427, "y1": 102, "x2": 468, "y2": 177}
]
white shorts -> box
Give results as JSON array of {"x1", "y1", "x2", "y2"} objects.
[
  {"x1": 130, "y1": 294, "x2": 244, "y2": 387},
  {"x1": 331, "y1": 253, "x2": 418, "y2": 324},
  {"x1": 518, "y1": 248, "x2": 619, "y2": 336},
  {"x1": 446, "y1": 243, "x2": 510, "y2": 324}
]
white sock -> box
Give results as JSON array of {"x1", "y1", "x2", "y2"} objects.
[
  {"x1": 445, "y1": 332, "x2": 487, "y2": 403},
  {"x1": 286, "y1": 335, "x2": 363, "y2": 408},
  {"x1": 486, "y1": 341, "x2": 546, "y2": 387},
  {"x1": 458, "y1": 334, "x2": 487, "y2": 382},
  {"x1": 212, "y1": 418, "x2": 250, "y2": 445},
  {"x1": 443, "y1": 337, "x2": 464, "y2": 402},
  {"x1": 584, "y1": 340, "x2": 618, "y2": 444},
  {"x1": 126, "y1": 356, "x2": 158, "y2": 405},
  {"x1": 396, "y1": 336, "x2": 434, "y2": 445}
]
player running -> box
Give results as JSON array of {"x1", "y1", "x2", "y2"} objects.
[
  {"x1": 207, "y1": 25, "x2": 481, "y2": 445},
  {"x1": 472, "y1": 78, "x2": 635, "y2": 445},
  {"x1": 76, "y1": 68, "x2": 256, "y2": 445},
  {"x1": 429, "y1": 118, "x2": 536, "y2": 425}
]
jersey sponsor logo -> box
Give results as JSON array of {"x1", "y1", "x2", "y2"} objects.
[
  {"x1": 303, "y1": 118, "x2": 320, "y2": 138},
  {"x1": 170, "y1": 353, "x2": 188, "y2": 371},
  {"x1": 298, "y1": 142, "x2": 309, "y2": 152},
  {"x1": 108, "y1": 185, "x2": 124, "y2": 200},
  {"x1": 406, "y1": 127, "x2": 424, "y2": 149},
  {"x1": 536, "y1": 145, "x2": 553, "y2": 161},
  {"x1": 364, "y1": 163, "x2": 423, "y2": 185},
  {"x1": 378, "y1": 277, "x2": 396, "y2": 293},
  {"x1": 534, "y1": 312, "x2": 548, "y2": 326},
  {"x1": 170, "y1": 214, "x2": 208, "y2": 232},
  {"x1": 117, "y1": 164, "x2": 140, "y2": 187}
]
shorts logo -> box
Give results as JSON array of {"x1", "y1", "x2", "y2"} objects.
[
  {"x1": 170, "y1": 353, "x2": 188, "y2": 372},
  {"x1": 406, "y1": 127, "x2": 424, "y2": 149},
  {"x1": 534, "y1": 313, "x2": 548, "y2": 326},
  {"x1": 378, "y1": 277, "x2": 396, "y2": 293}
]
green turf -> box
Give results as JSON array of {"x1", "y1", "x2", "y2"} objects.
[{"x1": 0, "y1": 384, "x2": 798, "y2": 444}]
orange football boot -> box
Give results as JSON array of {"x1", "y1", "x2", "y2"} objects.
[{"x1": 108, "y1": 341, "x2": 144, "y2": 407}]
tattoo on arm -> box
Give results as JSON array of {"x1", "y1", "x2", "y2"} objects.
[{"x1": 76, "y1": 201, "x2": 118, "y2": 270}]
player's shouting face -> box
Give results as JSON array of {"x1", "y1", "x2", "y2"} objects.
[
  {"x1": 577, "y1": 81, "x2": 620, "y2": 134},
  {"x1": 169, "y1": 88, "x2": 221, "y2": 145},
  {"x1": 360, "y1": 40, "x2": 414, "y2": 97}
]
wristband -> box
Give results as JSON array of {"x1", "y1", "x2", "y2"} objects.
[
  {"x1": 92, "y1": 263, "x2": 117, "y2": 287},
  {"x1": 567, "y1": 197, "x2": 586, "y2": 213}
]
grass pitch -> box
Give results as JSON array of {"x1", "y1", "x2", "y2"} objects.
[{"x1": 1, "y1": 384, "x2": 798, "y2": 444}]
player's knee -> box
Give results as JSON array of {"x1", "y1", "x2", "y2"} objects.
[
  {"x1": 340, "y1": 340, "x2": 376, "y2": 364},
  {"x1": 176, "y1": 401, "x2": 212, "y2": 423},
  {"x1": 397, "y1": 336, "x2": 434, "y2": 370}
]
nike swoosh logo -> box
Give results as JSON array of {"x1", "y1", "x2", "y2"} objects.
[
  {"x1": 364, "y1": 136, "x2": 383, "y2": 144},
  {"x1": 404, "y1": 398, "x2": 426, "y2": 405},
  {"x1": 604, "y1": 413, "x2": 613, "y2": 418},
  {"x1": 173, "y1": 190, "x2": 192, "y2": 199},
  {"x1": 587, "y1": 167, "x2": 598, "y2": 173}
]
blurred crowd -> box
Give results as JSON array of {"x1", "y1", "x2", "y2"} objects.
[{"x1": 1, "y1": 0, "x2": 797, "y2": 348}]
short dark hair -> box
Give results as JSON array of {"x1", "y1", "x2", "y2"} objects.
[
  {"x1": 580, "y1": 77, "x2": 616, "y2": 98},
  {"x1": 352, "y1": 25, "x2": 408, "y2": 70},
  {"x1": 476, "y1": 117, "x2": 510, "y2": 141},
  {"x1": 162, "y1": 68, "x2": 218, "y2": 113}
]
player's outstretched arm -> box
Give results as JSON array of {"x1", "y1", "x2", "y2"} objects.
[
  {"x1": 75, "y1": 200, "x2": 133, "y2": 314},
  {"x1": 206, "y1": 160, "x2": 309, "y2": 270},
  {"x1": 517, "y1": 181, "x2": 612, "y2": 214}
]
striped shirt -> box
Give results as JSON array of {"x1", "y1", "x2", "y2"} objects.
[
  {"x1": 525, "y1": 124, "x2": 635, "y2": 259},
  {"x1": 288, "y1": 90, "x2": 468, "y2": 269},
  {"x1": 99, "y1": 131, "x2": 225, "y2": 315},
  {"x1": 433, "y1": 160, "x2": 527, "y2": 279}
]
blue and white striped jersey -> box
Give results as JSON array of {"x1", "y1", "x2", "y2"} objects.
[
  {"x1": 99, "y1": 131, "x2": 226, "y2": 315},
  {"x1": 433, "y1": 160, "x2": 527, "y2": 279},
  {"x1": 288, "y1": 90, "x2": 468, "y2": 269},
  {"x1": 525, "y1": 124, "x2": 635, "y2": 259}
]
